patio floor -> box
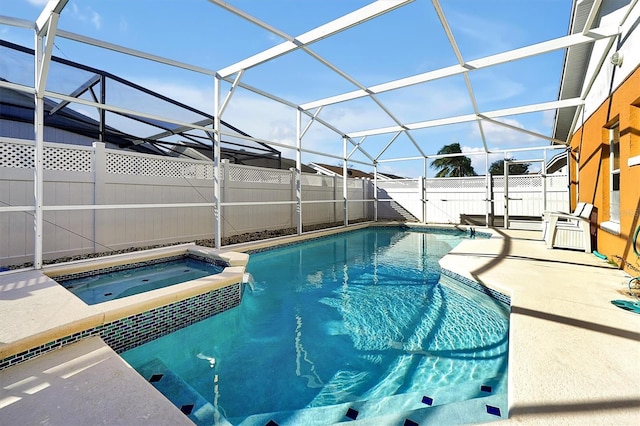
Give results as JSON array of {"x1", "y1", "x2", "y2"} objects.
[
  {"x1": 1, "y1": 225, "x2": 639, "y2": 425},
  {"x1": 440, "y1": 228, "x2": 640, "y2": 425}
]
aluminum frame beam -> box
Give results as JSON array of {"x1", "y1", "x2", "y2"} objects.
[
  {"x1": 56, "y1": 29, "x2": 215, "y2": 76},
  {"x1": 214, "y1": 0, "x2": 413, "y2": 78},
  {"x1": 48, "y1": 74, "x2": 101, "y2": 115},
  {"x1": 35, "y1": 0, "x2": 68, "y2": 36},
  {"x1": 432, "y1": 0, "x2": 488, "y2": 152},
  {"x1": 0, "y1": 15, "x2": 35, "y2": 29},
  {"x1": 349, "y1": 98, "x2": 584, "y2": 138},
  {"x1": 213, "y1": 1, "x2": 413, "y2": 163},
  {"x1": 300, "y1": 25, "x2": 621, "y2": 110}
]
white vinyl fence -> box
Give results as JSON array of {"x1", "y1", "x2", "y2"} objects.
[
  {"x1": 376, "y1": 174, "x2": 569, "y2": 225},
  {"x1": 0, "y1": 137, "x2": 568, "y2": 267},
  {"x1": 0, "y1": 138, "x2": 371, "y2": 266}
]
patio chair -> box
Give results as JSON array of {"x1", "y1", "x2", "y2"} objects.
[{"x1": 544, "y1": 202, "x2": 594, "y2": 252}]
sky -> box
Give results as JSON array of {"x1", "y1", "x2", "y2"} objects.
[{"x1": 0, "y1": 0, "x2": 574, "y2": 177}]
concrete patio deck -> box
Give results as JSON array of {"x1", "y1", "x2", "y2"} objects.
[
  {"x1": 440, "y1": 228, "x2": 640, "y2": 425},
  {"x1": 1, "y1": 226, "x2": 639, "y2": 425}
]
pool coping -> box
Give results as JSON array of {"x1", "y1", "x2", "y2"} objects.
[{"x1": 0, "y1": 243, "x2": 249, "y2": 362}]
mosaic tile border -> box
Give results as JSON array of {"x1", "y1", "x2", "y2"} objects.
[
  {"x1": 245, "y1": 224, "x2": 485, "y2": 255},
  {"x1": 0, "y1": 283, "x2": 241, "y2": 371},
  {"x1": 54, "y1": 253, "x2": 228, "y2": 283},
  {"x1": 441, "y1": 269, "x2": 511, "y2": 306},
  {"x1": 403, "y1": 224, "x2": 492, "y2": 239}
]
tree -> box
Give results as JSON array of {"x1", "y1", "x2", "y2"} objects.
[
  {"x1": 430, "y1": 143, "x2": 477, "y2": 177},
  {"x1": 488, "y1": 158, "x2": 531, "y2": 175}
]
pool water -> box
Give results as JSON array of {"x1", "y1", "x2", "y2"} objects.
[
  {"x1": 58, "y1": 256, "x2": 224, "y2": 305},
  {"x1": 121, "y1": 228, "x2": 509, "y2": 425}
]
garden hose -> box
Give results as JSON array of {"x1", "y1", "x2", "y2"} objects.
[{"x1": 628, "y1": 225, "x2": 640, "y2": 302}]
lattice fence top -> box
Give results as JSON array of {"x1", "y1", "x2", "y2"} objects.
[
  {"x1": 545, "y1": 174, "x2": 569, "y2": 189},
  {"x1": 424, "y1": 174, "x2": 568, "y2": 191},
  {"x1": 377, "y1": 179, "x2": 421, "y2": 190},
  {"x1": 492, "y1": 175, "x2": 542, "y2": 189},
  {"x1": 106, "y1": 151, "x2": 213, "y2": 179},
  {"x1": 0, "y1": 140, "x2": 93, "y2": 172},
  {"x1": 492, "y1": 174, "x2": 567, "y2": 190},
  {"x1": 426, "y1": 177, "x2": 486, "y2": 189},
  {"x1": 228, "y1": 163, "x2": 291, "y2": 184}
]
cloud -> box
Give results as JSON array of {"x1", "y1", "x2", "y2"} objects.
[
  {"x1": 460, "y1": 145, "x2": 502, "y2": 175},
  {"x1": 26, "y1": 0, "x2": 49, "y2": 6},
  {"x1": 119, "y1": 18, "x2": 129, "y2": 33},
  {"x1": 470, "y1": 117, "x2": 548, "y2": 149},
  {"x1": 91, "y1": 11, "x2": 102, "y2": 30},
  {"x1": 447, "y1": 9, "x2": 522, "y2": 57},
  {"x1": 541, "y1": 109, "x2": 555, "y2": 128},
  {"x1": 69, "y1": 3, "x2": 102, "y2": 30}
]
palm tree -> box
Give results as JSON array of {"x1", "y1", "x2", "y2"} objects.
[
  {"x1": 430, "y1": 143, "x2": 477, "y2": 177},
  {"x1": 488, "y1": 158, "x2": 530, "y2": 175}
]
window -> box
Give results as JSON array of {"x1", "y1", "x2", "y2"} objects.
[{"x1": 610, "y1": 123, "x2": 620, "y2": 223}]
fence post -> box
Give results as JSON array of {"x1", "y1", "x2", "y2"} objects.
[
  {"x1": 488, "y1": 174, "x2": 494, "y2": 227},
  {"x1": 92, "y1": 142, "x2": 106, "y2": 253},
  {"x1": 221, "y1": 159, "x2": 229, "y2": 240},
  {"x1": 373, "y1": 166, "x2": 378, "y2": 222},
  {"x1": 290, "y1": 167, "x2": 301, "y2": 234},
  {"x1": 542, "y1": 151, "x2": 548, "y2": 214},
  {"x1": 421, "y1": 176, "x2": 426, "y2": 223},
  {"x1": 334, "y1": 174, "x2": 338, "y2": 223}
]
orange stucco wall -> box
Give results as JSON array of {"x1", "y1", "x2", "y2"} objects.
[{"x1": 569, "y1": 65, "x2": 640, "y2": 276}]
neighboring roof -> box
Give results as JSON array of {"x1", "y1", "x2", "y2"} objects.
[
  {"x1": 0, "y1": 77, "x2": 168, "y2": 155},
  {"x1": 309, "y1": 163, "x2": 404, "y2": 179},
  {"x1": 0, "y1": 40, "x2": 282, "y2": 166},
  {"x1": 279, "y1": 157, "x2": 316, "y2": 173},
  {"x1": 546, "y1": 151, "x2": 569, "y2": 174}
]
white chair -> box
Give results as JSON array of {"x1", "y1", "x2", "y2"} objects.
[{"x1": 544, "y1": 202, "x2": 594, "y2": 252}]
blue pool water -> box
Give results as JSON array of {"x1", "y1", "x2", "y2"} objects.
[
  {"x1": 121, "y1": 228, "x2": 509, "y2": 425},
  {"x1": 58, "y1": 256, "x2": 224, "y2": 305}
]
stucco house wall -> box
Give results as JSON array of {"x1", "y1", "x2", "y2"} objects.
[{"x1": 567, "y1": 1, "x2": 640, "y2": 275}]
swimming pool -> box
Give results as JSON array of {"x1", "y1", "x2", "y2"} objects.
[
  {"x1": 122, "y1": 227, "x2": 509, "y2": 425},
  {"x1": 57, "y1": 255, "x2": 225, "y2": 305}
]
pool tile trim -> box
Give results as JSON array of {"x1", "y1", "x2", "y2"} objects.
[
  {"x1": 440, "y1": 268, "x2": 511, "y2": 305},
  {"x1": 53, "y1": 253, "x2": 228, "y2": 283},
  {"x1": 0, "y1": 283, "x2": 242, "y2": 371},
  {"x1": 243, "y1": 224, "x2": 483, "y2": 255}
]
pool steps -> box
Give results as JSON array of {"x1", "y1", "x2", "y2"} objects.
[
  {"x1": 138, "y1": 355, "x2": 506, "y2": 426},
  {"x1": 137, "y1": 358, "x2": 221, "y2": 425},
  {"x1": 334, "y1": 394, "x2": 506, "y2": 425},
  {"x1": 227, "y1": 374, "x2": 507, "y2": 425}
]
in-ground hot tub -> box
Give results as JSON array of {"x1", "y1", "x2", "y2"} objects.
[
  {"x1": 44, "y1": 243, "x2": 250, "y2": 308},
  {"x1": 54, "y1": 254, "x2": 227, "y2": 305},
  {"x1": 0, "y1": 244, "x2": 250, "y2": 375}
]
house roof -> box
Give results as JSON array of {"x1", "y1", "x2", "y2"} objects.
[
  {"x1": 552, "y1": 0, "x2": 597, "y2": 144},
  {"x1": 310, "y1": 163, "x2": 405, "y2": 179},
  {"x1": 0, "y1": 40, "x2": 283, "y2": 166}
]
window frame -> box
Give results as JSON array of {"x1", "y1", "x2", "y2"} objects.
[{"x1": 609, "y1": 123, "x2": 620, "y2": 224}]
